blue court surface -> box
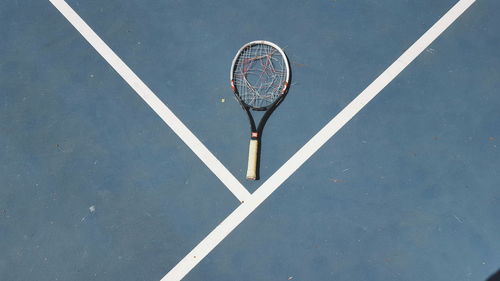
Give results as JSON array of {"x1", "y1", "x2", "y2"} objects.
[{"x1": 1, "y1": 0, "x2": 499, "y2": 280}]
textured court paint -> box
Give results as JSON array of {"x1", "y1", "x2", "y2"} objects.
[
  {"x1": 1, "y1": 0, "x2": 243, "y2": 280},
  {"x1": 49, "y1": 0, "x2": 251, "y2": 202},
  {"x1": 2, "y1": 0, "x2": 500, "y2": 281},
  {"x1": 162, "y1": 1, "x2": 476, "y2": 280},
  {"x1": 195, "y1": 1, "x2": 500, "y2": 279}
]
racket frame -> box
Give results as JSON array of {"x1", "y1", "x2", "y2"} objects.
[{"x1": 230, "y1": 40, "x2": 291, "y2": 180}]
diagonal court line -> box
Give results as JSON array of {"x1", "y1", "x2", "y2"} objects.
[
  {"x1": 162, "y1": 0, "x2": 476, "y2": 279},
  {"x1": 48, "y1": 0, "x2": 251, "y2": 202}
]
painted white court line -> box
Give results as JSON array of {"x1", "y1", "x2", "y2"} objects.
[
  {"x1": 162, "y1": 0, "x2": 476, "y2": 280},
  {"x1": 49, "y1": 0, "x2": 251, "y2": 202}
]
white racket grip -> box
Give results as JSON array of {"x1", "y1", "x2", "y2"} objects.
[{"x1": 246, "y1": 139, "x2": 259, "y2": 180}]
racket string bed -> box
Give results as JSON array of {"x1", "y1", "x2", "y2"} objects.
[{"x1": 233, "y1": 44, "x2": 287, "y2": 109}]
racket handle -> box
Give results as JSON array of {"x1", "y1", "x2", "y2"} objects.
[{"x1": 246, "y1": 139, "x2": 259, "y2": 180}]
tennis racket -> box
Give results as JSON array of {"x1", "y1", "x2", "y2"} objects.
[{"x1": 230, "y1": 41, "x2": 291, "y2": 180}]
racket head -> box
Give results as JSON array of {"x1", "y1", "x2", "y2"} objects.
[{"x1": 230, "y1": 41, "x2": 290, "y2": 111}]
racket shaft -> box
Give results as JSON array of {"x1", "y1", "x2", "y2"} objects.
[{"x1": 246, "y1": 139, "x2": 259, "y2": 180}]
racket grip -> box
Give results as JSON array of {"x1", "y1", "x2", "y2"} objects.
[{"x1": 246, "y1": 139, "x2": 259, "y2": 180}]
